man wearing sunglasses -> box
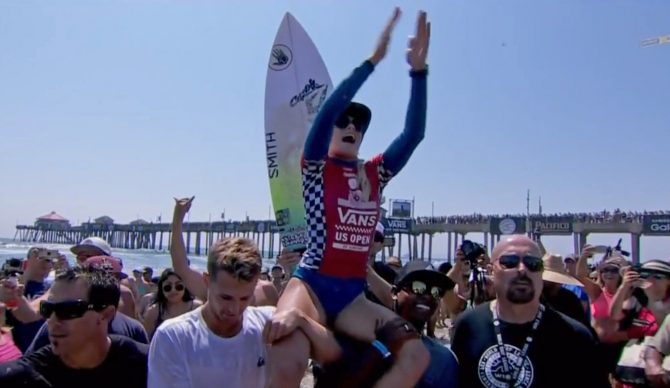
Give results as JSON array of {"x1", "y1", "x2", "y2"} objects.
[
  {"x1": 24, "y1": 258, "x2": 148, "y2": 355},
  {"x1": 0, "y1": 268, "x2": 148, "y2": 387},
  {"x1": 451, "y1": 235, "x2": 607, "y2": 388},
  {"x1": 315, "y1": 261, "x2": 459, "y2": 388}
]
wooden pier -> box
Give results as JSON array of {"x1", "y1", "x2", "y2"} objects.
[{"x1": 13, "y1": 212, "x2": 670, "y2": 263}]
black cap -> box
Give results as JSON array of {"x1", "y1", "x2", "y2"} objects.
[
  {"x1": 343, "y1": 102, "x2": 371, "y2": 134},
  {"x1": 395, "y1": 260, "x2": 456, "y2": 293}
]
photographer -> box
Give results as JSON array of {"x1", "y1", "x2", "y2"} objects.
[{"x1": 446, "y1": 241, "x2": 495, "y2": 314}]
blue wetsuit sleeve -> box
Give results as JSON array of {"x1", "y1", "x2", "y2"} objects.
[
  {"x1": 303, "y1": 60, "x2": 375, "y2": 161},
  {"x1": 381, "y1": 69, "x2": 427, "y2": 174}
]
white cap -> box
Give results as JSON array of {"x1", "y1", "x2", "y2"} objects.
[
  {"x1": 376, "y1": 222, "x2": 385, "y2": 235},
  {"x1": 71, "y1": 237, "x2": 112, "y2": 256}
]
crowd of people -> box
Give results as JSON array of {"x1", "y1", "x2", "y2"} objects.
[
  {"x1": 3, "y1": 7, "x2": 670, "y2": 388},
  {"x1": 5, "y1": 220, "x2": 670, "y2": 387},
  {"x1": 414, "y1": 209, "x2": 670, "y2": 226}
]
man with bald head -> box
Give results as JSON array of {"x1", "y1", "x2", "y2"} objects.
[{"x1": 451, "y1": 235, "x2": 608, "y2": 388}]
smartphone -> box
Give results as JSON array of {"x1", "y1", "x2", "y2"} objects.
[
  {"x1": 38, "y1": 249, "x2": 59, "y2": 261},
  {"x1": 592, "y1": 245, "x2": 609, "y2": 254}
]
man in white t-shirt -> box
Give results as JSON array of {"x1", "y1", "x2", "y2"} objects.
[{"x1": 148, "y1": 237, "x2": 339, "y2": 388}]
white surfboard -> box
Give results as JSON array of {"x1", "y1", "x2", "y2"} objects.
[{"x1": 264, "y1": 13, "x2": 333, "y2": 251}]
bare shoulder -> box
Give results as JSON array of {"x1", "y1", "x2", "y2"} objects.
[{"x1": 254, "y1": 280, "x2": 279, "y2": 306}]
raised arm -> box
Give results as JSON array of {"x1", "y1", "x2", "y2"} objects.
[
  {"x1": 382, "y1": 11, "x2": 430, "y2": 174},
  {"x1": 303, "y1": 8, "x2": 401, "y2": 161},
  {"x1": 575, "y1": 244, "x2": 602, "y2": 302},
  {"x1": 609, "y1": 268, "x2": 639, "y2": 321},
  {"x1": 170, "y1": 197, "x2": 207, "y2": 301}
]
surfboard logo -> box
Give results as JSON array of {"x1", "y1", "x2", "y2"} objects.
[{"x1": 269, "y1": 44, "x2": 292, "y2": 71}]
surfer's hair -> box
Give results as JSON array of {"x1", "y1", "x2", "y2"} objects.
[
  {"x1": 207, "y1": 238, "x2": 262, "y2": 282},
  {"x1": 356, "y1": 160, "x2": 371, "y2": 202}
]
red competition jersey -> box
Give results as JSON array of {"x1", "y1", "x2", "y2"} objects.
[{"x1": 300, "y1": 155, "x2": 393, "y2": 278}]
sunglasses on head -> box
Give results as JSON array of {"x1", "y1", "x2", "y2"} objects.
[
  {"x1": 163, "y1": 284, "x2": 185, "y2": 293},
  {"x1": 334, "y1": 115, "x2": 365, "y2": 132},
  {"x1": 498, "y1": 255, "x2": 543, "y2": 272},
  {"x1": 404, "y1": 280, "x2": 443, "y2": 299},
  {"x1": 39, "y1": 300, "x2": 107, "y2": 320}
]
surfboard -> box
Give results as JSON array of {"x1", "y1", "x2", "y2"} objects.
[{"x1": 264, "y1": 13, "x2": 333, "y2": 251}]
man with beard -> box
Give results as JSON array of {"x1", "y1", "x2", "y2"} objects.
[{"x1": 451, "y1": 235, "x2": 607, "y2": 388}]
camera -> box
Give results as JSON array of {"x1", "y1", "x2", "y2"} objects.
[
  {"x1": 2, "y1": 258, "x2": 23, "y2": 278},
  {"x1": 460, "y1": 240, "x2": 486, "y2": 264}
]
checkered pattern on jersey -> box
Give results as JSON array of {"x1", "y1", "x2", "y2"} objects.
[
  {"x1": 300, "y1": 159, "x2": 327, "y2": 270},
  {"x1": 377, "y1": 161, "x2": 394, "y2": 192},
  {"x1": 298, "y1": 155, "x2": 396, "y2": 271}
]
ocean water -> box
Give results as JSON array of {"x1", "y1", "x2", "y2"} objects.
[
  {"x1": 0, "y1": 237, "x2": 280, "y2": 274},
  {"x1": 0, "y1": 237, "x2": 448, "y2": 275}
]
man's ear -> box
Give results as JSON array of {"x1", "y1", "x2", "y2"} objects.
[
  {"x1": 203, "y1": 272, "x2": 210, "y2": 288},
  {"x1": 101, "y1": 305, "x2": 116, "y2": 323}
]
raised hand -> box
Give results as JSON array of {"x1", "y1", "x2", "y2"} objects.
[
  {"x1": 406, "y1": 11, "x2": 431, "y2": 71},
  {"x1": 173, "y1": 196, "x2": 195, "y2": 220},
  {"x1": 369, "y1": 7, "x2": 402, "y2": 66}
]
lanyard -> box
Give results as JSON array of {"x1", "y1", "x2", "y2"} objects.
[{"x1": 489, "y1": 300, "x2": 544, "y2": 386}]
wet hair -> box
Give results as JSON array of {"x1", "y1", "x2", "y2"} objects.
[
  {"x1": 55, "y1": 267, "x2": 121, "y2": 308},
  {"x1": 153, "y1": 268, "x2": 193, "y2": 307},
  {"x1": 207, "y1": 237, "x2": 262, "y2": 282}
]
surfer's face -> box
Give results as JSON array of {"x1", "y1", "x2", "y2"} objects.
[{"x1": 329, "y1": 116, "x2": 362, "y2": 160}]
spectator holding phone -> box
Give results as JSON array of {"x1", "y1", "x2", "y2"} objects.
[
  {"x1": 609, "y1": 261, "x2": 670, "y2": 341},
  {"x1": 0, "y1": 247, "x2": 54, "y2": 352}
]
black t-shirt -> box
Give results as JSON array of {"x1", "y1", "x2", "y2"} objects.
[
  {"x1": 0, "y1": 335, "x2": 148, "y2": 388},
  {"x1": 451, "y1": 302, "x2": 609, "y2": 388},
  {"x1": 542, "y1": 287, "x2": 591, "y2": 328}
]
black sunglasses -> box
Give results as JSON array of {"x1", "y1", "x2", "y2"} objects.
[
  {"x1": 39, "y1": 300, "x2": 107, "y2": 320},
  {"x1": 163, "y1": 284, "x2": 185, "y2": 293},
  {"x1": 334, "y1": 115, "x2": 364, "y2": 132},
  {"x1": 640, "y1": 271, "x2": 669, "y2": 280},
  {"x1": 404, "y1": 280, "x2": 443, "y2": 299},
  {"x1": 600, "y1": 267, "x2": 620, "y2": 274},
  {"x1": 498, "y1": 255, "x2": 543, "y2": 272}
]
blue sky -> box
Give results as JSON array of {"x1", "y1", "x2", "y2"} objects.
[{"x1": 1, "y1": 0, "x2": 669, "y2": 259}]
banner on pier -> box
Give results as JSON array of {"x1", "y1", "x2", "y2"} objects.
[
  {"x1": 383, "y1": 217, "x2": 413, "y2": 233},
  {"x1": 530, "y1": 216, "x2": 573, "y2": 235},
  {"x1": 390, "y1": 200, "x2": 413, "y2": 219},
  {"x1": 490, "y1": 217, "x2": 526, "y2": 235},
  {"x1": 643, "y1": 215, "x2": 670, "y2": 235}
]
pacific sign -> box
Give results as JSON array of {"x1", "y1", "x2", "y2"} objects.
[{"x1": 530, "y1": 217, "x2": 573, "y2": 235}]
